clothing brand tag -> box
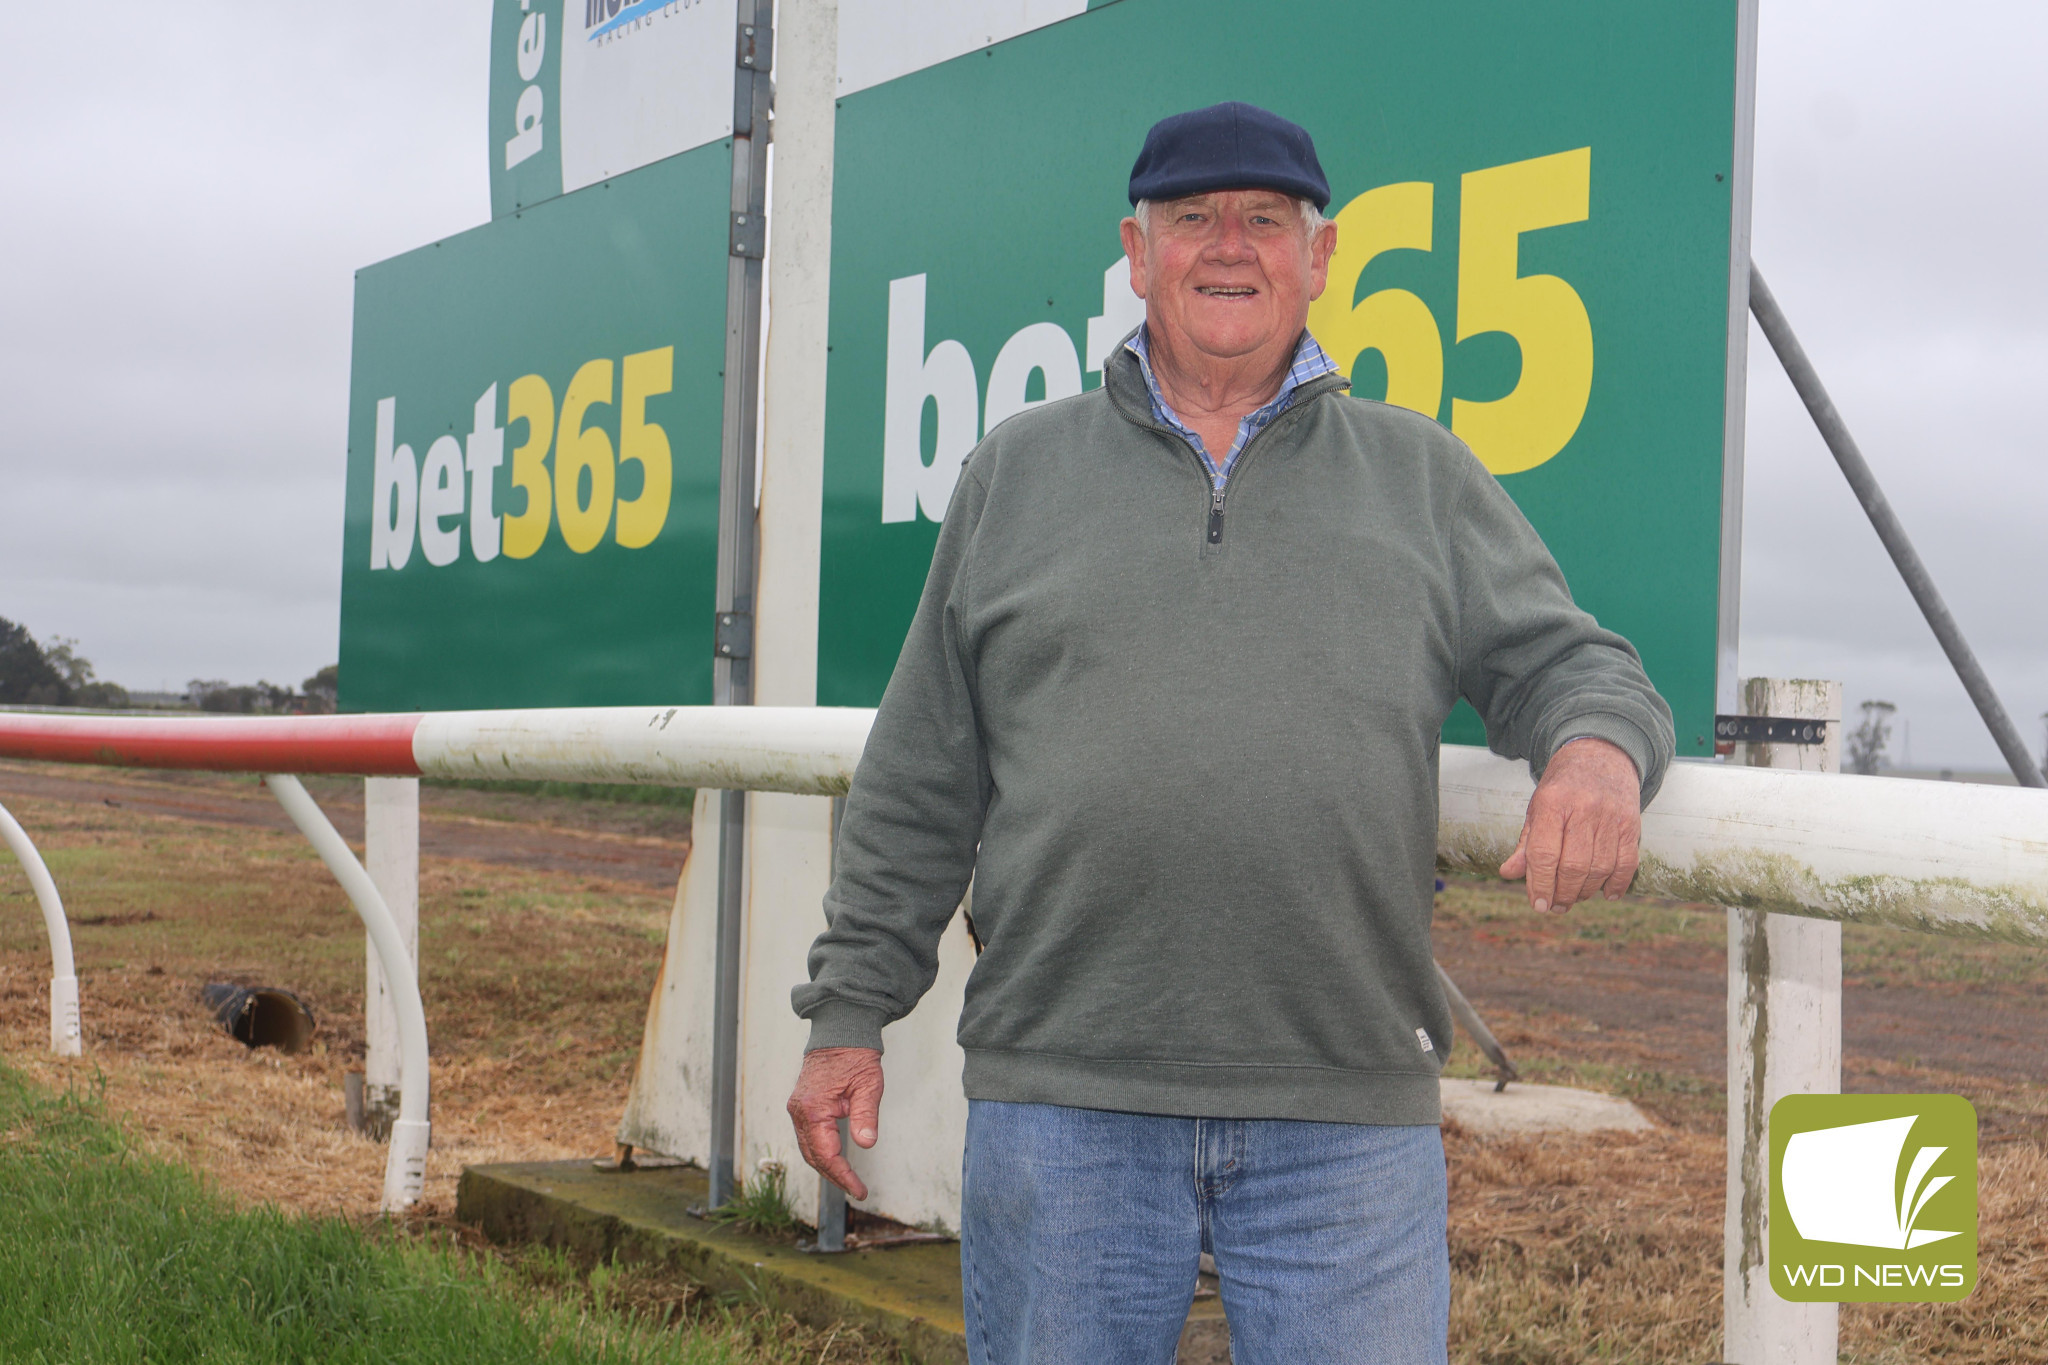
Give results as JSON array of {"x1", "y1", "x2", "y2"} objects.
[
  {"x1": 1769, "y1": 1094, "x2": 1977, "y2": 1302},
  {"x1": 1415, "y1": 1027, "x2": 1434, "y2": 1054}
]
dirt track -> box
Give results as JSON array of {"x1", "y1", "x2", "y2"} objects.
[
  {"x1": 1432, "y1": 896, "x2": 2048, "y2": 1144},
  {"x1": 9, "y1": 759, "x2": 2045, "y2": 1118},
  {"x1": 5, "y1": 757, "x2": 2044, "y2": 1360},
  {"x1": 0, "y1": 761, "x2": 689, "y2": 890}
]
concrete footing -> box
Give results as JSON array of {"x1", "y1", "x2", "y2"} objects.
[
  {"x1": 1437, "y1": 1078, "x2": 1655, "y2": 1137},
  {"x1": 459, "y1": 1082, "x2": 1646, "y2": 1362},
  {"x1": 457, "y1": 1160, "x2": 1227, "y2": 1363}
]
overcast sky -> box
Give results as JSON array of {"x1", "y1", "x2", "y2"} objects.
[{"x1": 2, "y1": 3, "x2": 2041, "y2": 771}]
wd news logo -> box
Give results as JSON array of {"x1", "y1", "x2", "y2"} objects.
[{"x1": 1770, "y1": 1094, "x2": 1978, "y2": 1302}]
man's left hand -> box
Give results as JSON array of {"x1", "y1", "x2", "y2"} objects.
[{"x1": 1498, "y1": 736, "x2": 1642, "y2": 914}]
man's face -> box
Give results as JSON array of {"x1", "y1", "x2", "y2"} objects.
[{"x1": 1119, "y1": 188, "x2": 1337, "y2": 364}]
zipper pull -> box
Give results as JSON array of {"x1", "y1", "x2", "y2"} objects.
[{"x1": 1208, "y1": 486, "x2": 1227, "y2": 544}]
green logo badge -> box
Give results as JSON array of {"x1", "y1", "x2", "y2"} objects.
[{"x1": 1770, "y1": 1094, "x2": 1977, "y2": 1302}]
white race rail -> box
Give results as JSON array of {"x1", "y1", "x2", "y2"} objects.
[
  {"x1": 413, "y1": 705, "x2": 872, "y2": 796},
  {"x1": 11, "y1": 698, "x2": 2040, "y2": 947},
  {"x1": 267, "y1": 776, "x2": 430, "y2": 1212},
  {"x1": 0, "y1": 800, "x2": 81, "y2": 1055},
  {"x1": 8, "y1": 705, "x2": 2046, "y2": 1226},
  {"x1": 1437, "y1": 745, "x2": 2048, "y2": 943},
  {"x1": 418, "y1": 706, "x2": 2048, "y2": 943}
]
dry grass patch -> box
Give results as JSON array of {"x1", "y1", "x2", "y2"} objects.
[
  {"x1": 1445, "y1": 1117, "x2": 1723, "y2": 1363},
  {"x1": 0, "y1": 784, "x2": 671, "y2": 1217},
  {"x1": 1435, "y1": 875, "x2": 2048, "y2": 1362},
  {"x1": 5, "y1": 776, "x2": 2046, "y2": 1361}
]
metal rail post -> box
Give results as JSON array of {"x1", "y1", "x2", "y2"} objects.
[
  {"x1": 268, "y1": 775, "x2": 431, "y2": 1211},
  {"x1": 1749, "y1": 265, "x2": 2046, "y2": 789},
  {"x1": 814, "y1": 795, "x2": 850, "y2": 1251},
  {"x1": 708, "y1": 0, "x2": 775, "y2": 1211},
  {"x1": 361, "y1": 776, "x2": 419, "y2": 1139},
  {"x1": 0, "y1": 801, "x2": 81, "y2": 1055},
  {"x1": 1724, "y1": 679, "x2": 1842, "y2": 1364}
]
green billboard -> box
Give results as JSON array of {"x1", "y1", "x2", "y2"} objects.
[
  {"x1": 817, "y1": 0, "x2": 1746, "y2": 756},
  {"x1": 487, "y1": 0, "x2": 739, "y2": 221},
  {"x1": 489, "y1": 0, "x2": 563, "y2": 218},
  {"x1": 338, "y1": 144, "x2": 730, "y2": 713}
]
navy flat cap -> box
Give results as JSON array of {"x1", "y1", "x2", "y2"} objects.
[{"x1": 1128, "y1": 101, "x2": 1330, "y2": 210}]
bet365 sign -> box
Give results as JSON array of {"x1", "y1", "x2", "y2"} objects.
[
  {"x1": 820, "y1": 0, "x2": 1750, "y2": 761},
  {"x1": 876, "y1": 142, "x2": 1601, "y2": 530},
  {"x1": 364, "y1": 349, "x2": 676, "y2": 573},
  {"x1": 338, "y1": 146, "x2": 730, "y2": 714},
  {"x1": 346, "y1": 0, "x2": 1749, "y2": 732}
]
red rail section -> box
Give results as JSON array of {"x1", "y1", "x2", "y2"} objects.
[{"x1": 0, "y1": 713, "x2": 424, "y2": 775}]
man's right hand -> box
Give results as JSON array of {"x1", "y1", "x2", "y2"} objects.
[{"x1": 787, "y1": 1046, "x2": 884, "y2": 1200}]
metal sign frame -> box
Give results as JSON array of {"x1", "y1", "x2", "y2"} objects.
[{"x1": 1717, "y1": 0, "x2": 1761, "y2": 721}]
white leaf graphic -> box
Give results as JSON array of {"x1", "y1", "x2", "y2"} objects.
[{"x1": 1782, "y1": 1115, "x2": 1962, "y2": 1250}]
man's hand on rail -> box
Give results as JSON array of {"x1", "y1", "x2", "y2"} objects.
[
  {"x1": 788, "y1": 1046, "x2": 884, "y2": 1200},
  {"x1": 1498, "y1": 736, "x2": 1642, "y2": 915}
]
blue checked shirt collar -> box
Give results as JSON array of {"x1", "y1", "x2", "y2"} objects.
[{"x1": 1125, "y1": 326, "x2": 1339, "y2": 489}]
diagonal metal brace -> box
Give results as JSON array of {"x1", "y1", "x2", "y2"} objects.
[
  {"x1": 1749, "y1": 265, "x2": 2045, "y2": 789},
  {"x1": 1436, "y1": 960, "x2": 1520, "y2": 1091}
]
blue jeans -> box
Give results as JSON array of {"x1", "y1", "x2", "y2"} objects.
[{"x1": 960, "y1": 1100, "x2": 1449, "y2": 1364}]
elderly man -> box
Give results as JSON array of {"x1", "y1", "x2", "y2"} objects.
[{"x1": 788, "y1": 102, "x2": 1672, "y2": 1364}]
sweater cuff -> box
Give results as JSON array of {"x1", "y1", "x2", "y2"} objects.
[
  {"x1": 803, "y1": 1000, "x2": 889, "y2": 1054},
  {"x1": 1550, "y1": 717, "x2": 1659, "y2": 808}
]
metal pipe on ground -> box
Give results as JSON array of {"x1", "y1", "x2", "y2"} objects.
[
  {"x1": 1748, "y1": 264, "x2": 2046, "y2": 790},
  {"x1": 265, "y1": 774, "x2": 431, "y2": 1212},
  {"x1": 200, "y1": 983, "x2": 317, "y2": 1053},
  {"x1": 0, "y1": 800, "x2": 81, "y2": 1055}
]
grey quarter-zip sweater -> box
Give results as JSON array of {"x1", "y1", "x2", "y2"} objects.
[{"x1": 793, "y1": 338, "x2": 1675, "y2": 1126}]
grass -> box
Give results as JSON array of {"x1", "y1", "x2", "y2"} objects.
[
  {"x1": 1434, "y1": 871, "x2": 2048, "y2": 989},
  {"x1": 0, "y1": 1059, "x2": 915, "y2": 1363},
  {"x1": 0, "y1": 778, "x2": 678, "y2": 1215},
  {"x1": 422, "y1": 777, "x2": 696, "y2": 809},
  {"x1": 1429, "y1": 874, "x2": 2048, "y2": 1363},
  {"x1": 0, "y1": 1062, "x2": 730, "y2": 1363},
  {"x1": 705, "y1": 1164, "x2": 806, "y2": 1240},
  {"x1": 1438, "y1": 1109, "x2": 2048, "y2": 1365},
  {"x1": 2, "y1": 773, "x2": 2044, "y2": 1362}
]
